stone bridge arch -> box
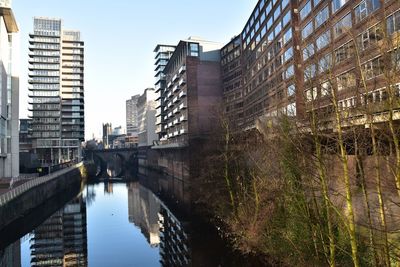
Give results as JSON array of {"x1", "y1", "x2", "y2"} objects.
[{"x1": 84, "y1": 148, "x2": 138, "y2": 178}]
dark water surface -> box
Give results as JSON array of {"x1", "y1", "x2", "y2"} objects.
[{"x1": 0, "y1": 180, "x2": 265, "y2": 267}]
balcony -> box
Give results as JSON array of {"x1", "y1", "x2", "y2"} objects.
[
  {"x1": 172, "y1": 74, "x2": 179, "y2": 82},
  {"x1": 156, "y1": 110, "x2": 162, "y2": 117},
  {"x1": 168, "y1": 111, "x2": 174, "y2": 118},
  {"x1": 167, "y1": 91, "x2": 173, "y2": 98},
  {"x1": 180, "y1": 114, "x2": 187, "y2": 122},
  {"x1": 173, "y1": 118, "x2": 180, "y2": 125},
  {"x1": 173, "y1": 107, "x2": 180, "y2": 114},
  {"x1": 174, "y1": 130, "x2": 179, "y2": 136},
  {"x1": 179, "y1": 102, "x2": 187, "y2": 110},
  {"x1": 180, "y1": 128, "x2": 187, "y2": 135},
  {"x1": 178, "y1": 79, "x2": 186, "y2": 86},
  {"x1": 179, "y1": 65, "x2": 186, "y2": 74},
  {"x1": 173, "y1": 96, "x2": 179, "y2": 104},
  {"x1": 179, "y1": 91, "x2": 186, "y2": 98},
  {"x1": 173, "y1": 85, "x2": 179, "y2": 93},
  {"x1": 156, "y1": 117, "x2": 162, "y2": 125},
  {"x1": 167, "y1": 81, "x2": 173, "y2": 88}
]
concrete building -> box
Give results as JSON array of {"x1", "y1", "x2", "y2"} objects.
[
  {"x1": 137, "y1": 88, "x2": 157, "y2": 147},
  {"x1": 126, "y1": 94, "x2": 139, "y2": 136},
  {"x1": 154, "y1": 45, "x2": 175, "y2": 140},
  {"x1": 0, "y1": 1, "x2": 19, "y2": 179},
  {"x1": 222, "y1": 0, "x2": 400, "y2": 130},
  {"x1": 28, "y1": 17, "x2": 84, "y2": 166},
  {"x1": 156, "y1": 37, "x2": 223, "y2": 147}
]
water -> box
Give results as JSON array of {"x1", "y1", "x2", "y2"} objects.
[
  {"x1": 0, "y1": 180, "x2": 265, "y2": 267},
  {"x1": 0, "y1": 182, "x2": 189, "y2": 266}
]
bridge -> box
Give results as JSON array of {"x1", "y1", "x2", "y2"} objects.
[{"x1": 84, "y1": 148, "x2": 138, "y2": 178}]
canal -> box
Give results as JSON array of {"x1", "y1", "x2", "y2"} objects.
[{"x1": 0, "y1": 179, "x2": 262, "y2": 267}]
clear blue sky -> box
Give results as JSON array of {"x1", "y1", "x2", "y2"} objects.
[{"x1": 14, "y1": 0, "x2": 257, "y2": 140}]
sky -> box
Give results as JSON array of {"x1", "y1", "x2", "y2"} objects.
[{"x1": 13, "y1": 0, "x2": 258, "y2": 140}]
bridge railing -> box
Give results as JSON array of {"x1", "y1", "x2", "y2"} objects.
[{"x1": 0, "y1": 162, "x2": 83, "y2": 207}]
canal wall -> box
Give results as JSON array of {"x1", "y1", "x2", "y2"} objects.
[{"x1": 0, "y1": 161, "x2": 94, "y2": 231}]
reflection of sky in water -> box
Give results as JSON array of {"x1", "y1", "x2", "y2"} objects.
[
  {"x1": 19, "y1": 182, "x2": 160, "y2": 267},
  {"x1": 86, "y1": 183, "x2": 160, "y2": 267}
]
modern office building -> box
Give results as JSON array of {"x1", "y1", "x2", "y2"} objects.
[
  {"x1": 221, "y1": 0, "x2": 298, "y2": 130},
  {"x1": 154, "y1": 45, "x2": 175, "y2": 140},
  {"x1": 0, "y1": 1, "x2": 19, "y2": 179},
  {"x1": 222, "y1": 0, "x2": 400, "y2": 130},
  {"x1": 28, "y1": 17, "x2": 84, "y2": 165},
  {"x1": 156, "y1": 37, "x2": 223, "y2": 147},
  {"x1": 126, "y1": 94, "x2": 139, "y2": 136},
  {"x1": 137, "y1": 88, "x2": 157, "y2": 147}
]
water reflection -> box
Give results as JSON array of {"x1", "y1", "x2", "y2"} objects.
[
  {"x1": 127, "y1": 182, "x2": 191, "y2": 266},
  {"x1": 0, "y1": 180, "x2": 253, "y2": 267},
  {"x1": 29, "y1": 196, "x2": 87, "y2": 266}
]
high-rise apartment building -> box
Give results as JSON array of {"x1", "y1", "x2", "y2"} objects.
[
  {"x1": 126, "y1": 94, "x2": 139, "y2": 136},
  {"x1": 222, "y1": 0, "x2": 400, "y2": 130},
  {"x1": 30, "y1": 197, "x2": 88, "y2": 266},
  {"x1": 28, "y1": 17, "x2": 84, "y2": 165},
  {"x1": 154, "y1": 45, "x2": 175, "y2": 140},
  {"x1": 0, "y1": 1, "x2": 19, "y2": 179},
  {"x1": 157, "y1": 37, "x2": 222, "y2": 147}
]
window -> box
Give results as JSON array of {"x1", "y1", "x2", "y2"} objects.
[
  {"x1": 300, "y1": 1, "x2": 311, "y2": 20},
  {"x1": 261, "y1": 26, "x2": 267, "y2": 38},
  {"x1": 283, "y1": 11, "x2": 291, "y2": 26},
  {"x1": 315, "y1": 6, "x2": 329, "y2": 28},
  {"x1": 387, "y1": 10, "x2": 400, "y2": 35},
  {"x1": 320, "y1": 81, "x2": 332, "y2": 97},
  {"x1": 284, "y1": 47, "x2": 293, "y2": 62},
  {"x1": 357, "y1": 24, "x2": 383, "y2": 50},
  {"x1": 274, "y1": 5, "x2": 281, "y2": 20},
  {"x1": 189, "y1": 43, "x2": 199, "y2": 57},
  {"x1": 267, "y1": 17, "x2": 273, "y2": 29},
  {"x1": 316, "y1": 30, "x2": 331, "y2": 50},
  {"x1": 363, "y1": 57, "x2": 384, "y2": 79},
  {"x1": 334, "y1": 13, "x2": 352, "y2": 39},
  {"x1": 287, "y1": 103, "x2": 297, "y2": 116},
  {"x1": 306, "y1": 87, "x2": 318, "y2": 101},
  {"x1": 266, "y1": 2, "x2": 272, "y2": 15},
  {"x1": 332, "y1": 0, "x2": 349, "y2": 13},
  {"x1": 354, "y1": 0, "x2": 381, "y2": 23},
  {"x1": 287, "y1": 84, "x2": 296, "y2": 96},
  {"x1": 275, "y1": 22, "x2": 282, "y2": 37},
  {"x1": 285, "y1": 64, "x2": 294, "y2": 79},
  {"x1": 282, "y1": 0, "x2": 290, "y2": 9},
  {"x1": 337, "y1": 71, "x2": 356, "y2": 91},
  {"x1": 302, "y1": 22, "x2": 313, "y2": 40},
  {"x1": 260, "y1": 12, "x2": 266, "y2": 24},
  {"x1": 304, "y1": 64, "x2": 316, "y2": 81},
  {"x1": 303, "y1": 43, "x2": 315, "y2": 60},
  {"x1": 335, "y1": 41, "x2": 353, "y2": 64},
  {"x1": 283, "y1": 28, "x2": 292, "y2": 44},
  {"x1": 319, "y1": 54, "x2": 332, "y2": 73}
]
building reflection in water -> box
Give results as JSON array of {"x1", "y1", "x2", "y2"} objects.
[
  {"x1": 29, "y1": 195, "x2": 88, "y2": 267},
  {"x1": 127, "y1": 182, "x2": 190, "y2": 266}
]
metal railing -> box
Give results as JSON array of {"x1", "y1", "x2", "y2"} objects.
[{"x1": 0, "y1": 162, "x2": 83, "y2": 207}]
